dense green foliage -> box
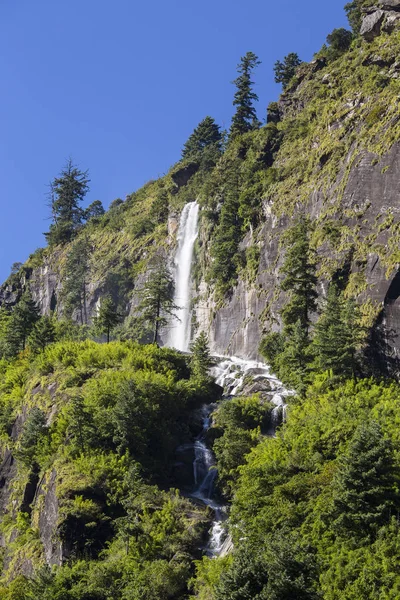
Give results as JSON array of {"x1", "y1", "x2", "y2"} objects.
[
  {"x1": 190, "y1": 332, "x2": 213, "y2": 383},
  {"x1": 62, "y1": 236, "x2": 91, "y2": 324},
  {"x1": 211, "y1": 395, "x2": 272, "y2": 496},
  {"x1": 4, "y1": 290, "x2": 40, "y2": 355},
  {"x1": 326, "y1": 28, "x2": 353, "y2": 53},
  {"x1": 28, "y1": 316, "x2": 56, "y2": 354},
  {"x1": 193, "y1": 378, "x2": 400, "y2": 599},
  {"x1": 0, "y1": 341, "x2": 217, "y2": 598},
  {"x1": 280, "y1": 217, "x2": 318, "y2": 334}
]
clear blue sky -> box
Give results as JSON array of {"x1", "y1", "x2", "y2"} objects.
[{"x1": 0, "y1": 0, "x2": 347, "y2": 281}]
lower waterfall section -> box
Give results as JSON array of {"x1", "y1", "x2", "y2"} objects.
[
  {"x1": 175, "y1": 356, "x2": 290, "y2": 559},
  {"x1": 190, "y1": 404, "x2": 227, "y2": 557}
]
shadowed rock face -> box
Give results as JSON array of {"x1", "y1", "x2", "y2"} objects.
[
  {"x1": 379, "y1": 0, "x2": 400, "y2": 10},
  {"x1": 361, "y1": 1, "x2": 400, "y2": 40},
  {"x1": 196, "y1": 143, "x2": 400, "y2": 369},
  {"x1": 38, "y1": 470, "x2": 63, "y2": 567},
  {"x1": 361, "y1": 10, "x2": 385, "y2": 41}
]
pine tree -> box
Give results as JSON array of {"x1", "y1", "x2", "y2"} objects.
[
  {"x1": 17, "y1": 407, "x2": 47, "y2": 467},
  {"x1": 62, "y1": 236, "x2": 90, "y2": 324},
  {"x1": 344, "y1": 0, "x2": 364, "y2": 33},
  {"x1": 93, "y1": 296, "x2": 120, "y2": 343},
  {"x1": 312, "y1": 286, "x2": 364, "y2": 377},
  {"x1": 230, "y1": 52, "x2": 261, "y2": 139},
  {"x1": 331, "y1": 421, "x2": 400, "y2": 539},
  {"x1": 182, "y1": 116, "x2": 222, "y2": 160},
  {"x1": 136, "y1": 256, "x2": 180, "y2": 344},
  {"x1": 281, "y1": 216, "x2": 317, "y2": 335},
  {"x1": 28, "y1": 316, "x2": 56, "y2": 353},
  {"x1": 341, "y1": 297, "x2": 365, "y2": 374},
  {"x1": 84, "y1": 200, "x2": 105, "y2": 222},
  {"x1": 276, "y1": 320, "x2": 312, "y2": 395},
  {"x1": 210, "y1": 159, "x2": 242, "y2": 297},
  {"x1": 274, "y1": 53, "x2": 303, "y2": 89},
  {"x1": 190, "y1": 332, "x2": 213, "y2": 381},
  {"x1": 67, "y1": 396, "x2": 95, "y2": 454},
  {"x1": 6, "y1": 290, "x2": 40, "y2": 354},
  {"x1": 327, "y1": 28, "x2": 353, "y2": 53},
  {"x1": 45, "y1": 158, "x2": 90, "y2": 246},
  {"x1": 0, "y1": 307, "x2": 11, "y2": 358},
  {"x1": 112, "y1": 381, "x2": 147, "y2": 457},
  {"x1": 150, "y1": 189, "x2": 169, "y2": 225}
]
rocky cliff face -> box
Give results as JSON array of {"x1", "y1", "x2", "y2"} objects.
[
  {"x1": 197, "y1": 143, "x2": 400, "y2": 362},
  {"x1": 360, "y1": 0, "x2": 400, "y2": 41},
  {"x1": 2, "y1": 9, "x2": 400, "y2": 371}
]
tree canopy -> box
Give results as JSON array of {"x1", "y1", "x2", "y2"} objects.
[
  {"x1": 182, "y1": 116, "x2": 222, "y2": 160},
  {"x1": 274, "y1": 53, "x2": 303, "y2": 89}
]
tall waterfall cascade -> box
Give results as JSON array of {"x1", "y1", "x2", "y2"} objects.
[
  {"x1": 168, "y1": 201, "x2": 199, "y2": 352},
  {"x1": 169, "y1": 202, "x2": 291, "y2": 557}
]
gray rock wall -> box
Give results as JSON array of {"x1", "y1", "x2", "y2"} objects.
[{"x1": 196, "y1": 143, "x2": 400, "y2": 365}]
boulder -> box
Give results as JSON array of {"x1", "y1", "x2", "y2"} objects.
[
  {"x1": 360, "y1": 10, "x2": 385, "y2": 40},
  {"x1": 382, "y1": 10, "x2": 400, "y2": 31},
  {"x1": 379, "y1": 0, "x2": 400, "y2": 9}
]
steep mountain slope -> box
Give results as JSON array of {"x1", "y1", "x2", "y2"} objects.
[
  {"x1": 2, "y1": 3, "x2": 400, "y2": 369},
  {"x1": 2, "y1": 2, "x2": 400, "y2": 598}
]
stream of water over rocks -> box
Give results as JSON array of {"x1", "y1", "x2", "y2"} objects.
[
  {"x1": 176, "y1": 356, "x2": 291, "y2": 558},
  {"x1": 167, "y1": 202, "x2": 291, "y2": 557}
]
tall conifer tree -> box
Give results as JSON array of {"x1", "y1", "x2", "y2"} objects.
[
  {"x1": 45, "y1": 159, "x2": 90, "y2": 246},
  {"x1": 274, "y1": 53, "x2": 302, "y2": 89},
  {"x1": 312, "y1": 286, "x2": 364, "y2": 377},
  {"x1": 62, "y1": 236, "x2": 91, "y2": 325},
  {"x1": 93, "y1": 296, "x2": 120, "y2": 343},
  {"x1": 136, "y1": 256, "x2": 180, "y2": 344},
  {"x1": 281, "y1": 216, "x2": 317, "y2": 335},
  {"x1": 190, "y1": 332, "x2": 213, "y2": 381},
  {"x1": 6, "y1": 290, "x2": 40, "y2": 354},
  {"x1": 182, "y1": 116, "x2": 222, "y2": 159},
  {"x1": 28, "y1": 315, "x2": 56, "y2": 353},
  {"x1": 230, "y1": 52, "x2": 261, "y2": 138},
  {"x1": 331, "y1": 421, "x2": 400, "y2": 538}
]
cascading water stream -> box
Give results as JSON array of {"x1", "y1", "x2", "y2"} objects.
[
  {"x1": 190, "y1": 405, "x2": 228, "y2": 557},
  {"x1": 168, "y1": 201, "x2": 199, "y2": 352},
  {"x1": 168, "y1": 202, "x2": 291, "y2": 558}
]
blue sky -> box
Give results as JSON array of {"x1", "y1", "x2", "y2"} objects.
[{"x1": 0, "y1": 0, "x2": 347, "y2": 281}]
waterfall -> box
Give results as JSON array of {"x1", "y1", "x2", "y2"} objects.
[
  {"x1": 167, "y1": 201, "x2": 291, "y2": 558},
  {"x1": 168, "y1": 201, "x2": 199, "y2": 352},
  {"x1": 190, "y1": 404, "x2": 228, "y2": 557}
]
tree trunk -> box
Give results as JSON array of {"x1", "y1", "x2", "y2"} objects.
[
  {"x1": 153, "y1": 297, "x2": 161, "y2": 345},
  {"x1": 79, "y1": 299, "x2": 84, "y2": 326},
  {"x1": 83, "y1": 281, "x2": 88, "y2": 325}
]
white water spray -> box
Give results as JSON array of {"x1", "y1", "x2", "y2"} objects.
[{"x1": 168, "y1": 201, "x2": 199, "y2": 351}]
